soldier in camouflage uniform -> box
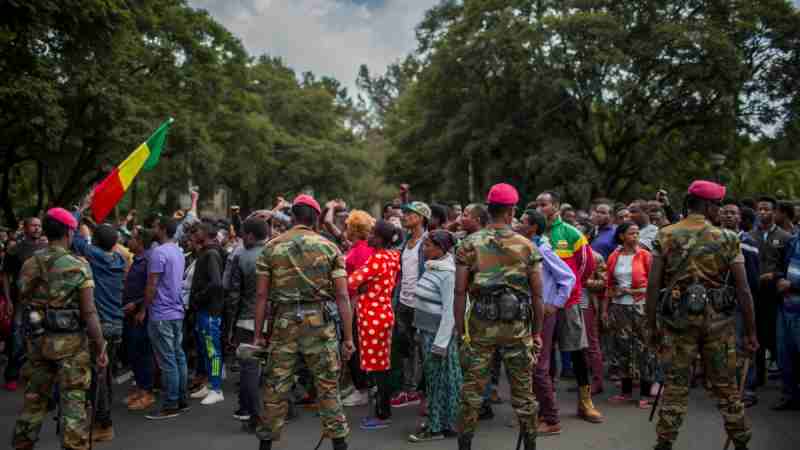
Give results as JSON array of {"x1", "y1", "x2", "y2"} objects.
[
  {"x1": 12, "y1": 208, "x2": 108, "y2": 450},
  {"x1": 252, "y1": 195, "x2": 355, "y2": 450},
  {"x1": 454, "y1": 183, "x2": 544, "y2": 450},
  {"x1": 646, "y1": 181, "x2": 759, "y2": 450}
]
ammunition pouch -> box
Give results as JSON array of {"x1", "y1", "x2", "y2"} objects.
[
  {"x1": 659, "y1": 282, "x2": 735, "y2": 331},
  {"x1": 473, "y1": 287, "x2": 529, "y2": 322},
  {"x1": 45, "y1": 309, "x2": 82, "y2": 333}
]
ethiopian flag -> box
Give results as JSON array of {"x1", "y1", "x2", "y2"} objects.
[{"x1": 91, "y1": 118, "x2": 174, "y2": 223}]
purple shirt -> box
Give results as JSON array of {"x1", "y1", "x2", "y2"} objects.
[
  {"x1": 149, "y1": 242, "x2": 186, "y2": 321},
  {"x1": 536, "y1": 241, "x2": 576, "y2": 308},
  {"x1": 591, "y1": 224, "x2": 617, "y2": 260}
]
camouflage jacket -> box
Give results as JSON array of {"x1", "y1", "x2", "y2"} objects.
[
  {"x1": 18, "y1": 245, "x2": 94, "y2": 310},
  {"x1": 652, "y1": 214, "x2": 743, "y2": 290},
  {"x1": 256, "y1": 225, "x2": 346, "y2": 305},
  {"x1": 455, "y1": 225, "x2": 542, "y2": 297}
]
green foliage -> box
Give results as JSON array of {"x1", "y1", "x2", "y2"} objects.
[
  {"x1": 0, "y1": 0, "x2": 384, "y2": 226},
  {"x1": 379, "y1": 0, "x2": 800, "y2": 206}
]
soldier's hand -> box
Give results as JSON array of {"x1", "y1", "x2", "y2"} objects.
[
  {"x1": 253, "y1": 335, "x2": 267, "y2": 348},
  {"x1": 342, "y1": 340, "x2": 355, "y2": 361},
  {"x1": 96, "y1": 350, "x2": 109, "y2": 369},
  {"x1": 533, "y1": 333, "x2": 543, "y2": 349},
  {"x1": 744, "y1": 333, "x2": 759, "y2": 355},
  {"x1": 544, "y1": 305, "x2": 558, "y2": 317},
  {"x1": 123, "y1": 303, "x2": 136, "y2": 315},
  {"x1": 135, "y1": 309, "x2": 146, "y2": 325}
]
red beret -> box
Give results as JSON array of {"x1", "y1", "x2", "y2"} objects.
[
  {"x1": 47, "y1": 208, "x2": 78, "y2": 230},
  {"x1": 687, "y1": 180, "x2": 726, "y2": 202},
  {"x1": 293, "y1": 194, "x2": 321, "y2": 214},
  {"x1": 486, "y1": 183, "x2": 519, "y2": 206}
]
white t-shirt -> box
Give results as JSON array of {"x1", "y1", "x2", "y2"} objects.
[
  {"x1": 399, "y1": 238, "x2": 422, "y2": 308},
  {"x1": 613, "y1": 254, "x2": 635, "y2": 305}
]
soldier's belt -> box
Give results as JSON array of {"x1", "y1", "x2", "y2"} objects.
[{"x1": 473, "y1": 290, "x2": 530, "y2": 322}]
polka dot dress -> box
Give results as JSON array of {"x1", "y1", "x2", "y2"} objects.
[{"x1": 347, "y1": 249, "x2": 401, "y2": 372}]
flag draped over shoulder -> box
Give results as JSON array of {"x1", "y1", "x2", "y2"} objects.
[{"x1": 91, "y1": 118, "x2": 174, "y2": 223}]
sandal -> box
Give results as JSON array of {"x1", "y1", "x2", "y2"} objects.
[{"x1": 609, "y1": 394, "x2": 631, "y2": 404}]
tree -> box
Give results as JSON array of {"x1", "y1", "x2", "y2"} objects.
[{"x1": 381, "y1": 0, "x2": 800, "y2": 205}]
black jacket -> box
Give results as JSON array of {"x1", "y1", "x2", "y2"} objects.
[{"x1": 190, "y1": 243, "x2": 225, "y2": 316}]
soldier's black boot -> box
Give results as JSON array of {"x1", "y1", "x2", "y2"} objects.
[
  {"x1": 653, "y1": 441, "x2": 672, "y2": 450},
  {"x1": 523, "y1": 431, "x2": 537, "y2": 450},
  {"x1": 458, "y1": 433, "x2": 473, "y2": 450},
  {"x1": 332, "y1": 437, "x2": 347, "y2": 450},
  {"x1": 258, "y1": 440, "x2": 272, "y2": 450}
]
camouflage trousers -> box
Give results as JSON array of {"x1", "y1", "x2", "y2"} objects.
[
  {"x1": 256, "y1": 320, "x2": 348, "y2": 442},
  {"x1": 607, "y1": 302, "x2": 656, "y2": 383},
  {"x1": 656, "y1": 310, "x2": 750, "y2": 448},
  {"x1": 13, "y1": 338, "x2": 92, "y2": 450},
  {"x1": 459, "y1": 316, "x2": 540, "y2": 435}
]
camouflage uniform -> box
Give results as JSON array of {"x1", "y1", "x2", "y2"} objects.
[
  {"x1": 653, "y1": 214, "x2": 750, "y2": 449},
  {"x1": 456, "y1": 227, "x2": 542, "y2": 437},
  {"x1": 255, "y1": 225, "x2": 349, "y2": 443},
  {"x1": 12, "y1": 246, "x2": 95, "y2": 450}
]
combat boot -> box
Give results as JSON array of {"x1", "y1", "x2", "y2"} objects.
[
  {"x1": 653, "y1": 441, "x2": 672, "y2": 450},
  {"x1": 332, "y1": 437, "x2": 347, "y2": 450},
  {"x1": 522, "y1": 430, "x2": 537, "y2": 450},
  {"x1": 258, "y1": 440, "x2": 272, "y2": 450},
  {"x1": 577, "y1": 385, "x2": 604, "y2": 423},
  {"x1": 458, "y1": 433, "x2": 473, "y2": 450}
]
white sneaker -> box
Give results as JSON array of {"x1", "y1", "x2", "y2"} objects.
[
  {"x1": 201, "y1": 390, "x2": 225, "y2": 405},
  {"x1": 190, "y1": 386, "x2": 209, "y2": 399},
  {"x1": 342, "y1": 390, "x2": 368, "y2": 407}
]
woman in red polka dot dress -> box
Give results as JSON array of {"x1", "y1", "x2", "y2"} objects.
[{"x1": 347, "y1": 220, "x2": 402, "y2": 430}]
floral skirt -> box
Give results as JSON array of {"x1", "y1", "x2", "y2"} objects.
[{"x1": 420, "y1": 330, "x2": 462, "y2": 433}]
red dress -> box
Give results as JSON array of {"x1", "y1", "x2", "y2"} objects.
[{"x1": 347, "y1": 249, "x2": 400, "y2": 372}]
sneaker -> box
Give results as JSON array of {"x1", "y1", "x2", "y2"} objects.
[
  {"x1": 200, "y1": 390, "x2": 225, "y2": 405},
  {"x1": 360, "y1": 416, "x2": 391, "y2": 430},
  {"x1": 190, "y1": 385, "x2": 209, "y2": 399},
  {"x1": 390, "y1": 392, "x2": 410, "y2": 408},
  {"x1": 4, "y1": 381, "x2": 18, "y2": 392},
  {"x1": 342, "y1": 390, "x2": 369, "y2": 407},
  {"x1": 478, "y1": 403, "x2": 494, "y2": 421},
  {"x1": 146, "y1": 407, "x2": 183, "y2": 420},
  {"x1": 409, "y1": 430, "x2": 444, "y2": 443},
  {"x1": 406, "y1": 391, "x2": 422, "y2": 406},
  {"x1": 233, "y1": 409, "x2": 252, "y2": 421}
]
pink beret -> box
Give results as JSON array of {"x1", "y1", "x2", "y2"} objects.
[
  {"x1": 687, "y1": 180, "x2": 726, "y2": 201},
  {"x1": 47, "y1": 207, "x2": 78, "y2": 230},
  {"x1": 293, "y1": 194, "x2": 321, "y2": 214},
  {"x1": 486, "y1": 183, "x2": 519, "y2": 206}
]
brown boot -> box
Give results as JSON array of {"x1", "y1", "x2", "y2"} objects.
[
  {"x1": 577, "y1": 385, "x2": 604, "y2": 423},
  {"x1": 125, "y1": 388, "x2": 143, "y2": 405},
  {"x1": 129, "y1": 391, "x2": 156, "y2": 411},
  {"x1": 92, "y1": 424, "x2": 115, "y2": 442}
]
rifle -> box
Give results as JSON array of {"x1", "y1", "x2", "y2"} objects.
[
  {"x1": 722, "y1": 358, "x2": 750, "y2": 450},
  {"x1": 649, "y1": 384, "x2": 663, "y2": 422}
]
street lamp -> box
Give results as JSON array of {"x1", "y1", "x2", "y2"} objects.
[{"x1": 709, "y1": 153, "x2": 727, "y2": 182}]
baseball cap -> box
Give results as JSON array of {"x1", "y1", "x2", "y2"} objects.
[{"x1": 402, "y1": 201, "x2": 432, "y2": 220}]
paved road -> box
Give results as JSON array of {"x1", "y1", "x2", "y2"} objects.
[{"x1": 1, "y1": 373, "x2": 798, "y2": 450}]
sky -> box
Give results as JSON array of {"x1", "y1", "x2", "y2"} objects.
[{"x1": 188, "y1": 0, "x2": 440, "y2": 95}]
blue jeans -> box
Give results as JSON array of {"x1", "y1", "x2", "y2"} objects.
[
  {"x1": 124, "y1": 320, "x2": 154, "y2": 391},
  {"x1": 195, "y1": 310, "x2": 223, "y2": 391},
  {"x1": 148, "y1": 319, "x2": 188, "y2": 409},
  {"x1": 777, "y1": 306, "x2": 800, "y2": 400}
]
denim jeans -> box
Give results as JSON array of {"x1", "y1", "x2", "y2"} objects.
[
  {"x1": 777, "y1": 306, "x2": 800, "y2": 401},
  {"x1": 195, "y1": 310, "x2": 223, "y2": 391},
  {"x1": 148, "y1": 319, "x2": 188, "y2": 409},
  {"x1": 124, "y1": 320, "x2": 154, "y2": 391}
]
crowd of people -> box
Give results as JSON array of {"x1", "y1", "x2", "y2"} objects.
[{"x1": 1, "y1": 180, "x2": 799, "y2": 450}]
